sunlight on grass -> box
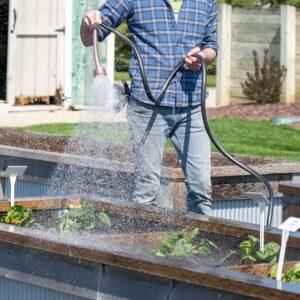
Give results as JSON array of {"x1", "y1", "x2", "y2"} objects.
[
  {"x1": 22, "y1": 118, "x2": 300, "y2": 161},
  {"x1": 115, "y1": 72, "x2": 216, "y2": 88}
]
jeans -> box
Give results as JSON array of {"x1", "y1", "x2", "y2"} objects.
[{"x1": 127, "y1": 98, "x2": 212, "y2": 216}]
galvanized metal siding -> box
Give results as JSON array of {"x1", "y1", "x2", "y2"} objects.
[
  {"x1": 0, "y1": 276, "x2": 86, "y2": 300},
  {"x1": 212, "y1": 197, "x2": 282, "y2": 228},
  {"x1": 4, "y1": 178, "x2": 49, "y2": 198},
  {"x1": 4, "y1": 179, "x2": 283, "y2": 228}
]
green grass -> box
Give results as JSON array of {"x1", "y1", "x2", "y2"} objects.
[
  {"x1": 22, "y1": 119, "x2": 300, "y2": 161},
  {"x1": 115, "y1": 72, "x2": 216, "y2": 88}
]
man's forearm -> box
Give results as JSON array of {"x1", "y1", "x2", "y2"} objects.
[{"x1": 202, "y1": 48, "x2": 217, "y2": 64}]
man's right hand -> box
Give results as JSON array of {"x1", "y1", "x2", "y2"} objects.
[{"x1": 80, "y1": 10, "x2": 102, "y2": 47}]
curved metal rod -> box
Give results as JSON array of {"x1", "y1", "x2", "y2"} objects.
[{"x1": 96, "y1": 23, "x2": 274, "y2": 227}]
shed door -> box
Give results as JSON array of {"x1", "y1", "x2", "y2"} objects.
[{"x1": 6, "y1": 0, "x2": 65, "y2": 105}]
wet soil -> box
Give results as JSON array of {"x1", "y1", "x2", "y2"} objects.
[
  {"x1": 33, "y1": 209, "x2": 180, "y2": 235},
  {"x1": 31, "y1": 209, "x2": 300, "y2": 267},
  {"x1": 0, "y1": 128, "x2": 275, "y2": 167}
]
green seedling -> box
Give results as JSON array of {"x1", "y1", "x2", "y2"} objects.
[
  {"x1": 59, "y1": 202, "x2": 112, "y2": 235},
  {"x1": 240, "y1": 235, "x2": 280, "y2": 264},
  {"x1": 147, "y1": 227, "x2": 217, "y2": 258},
  {"x1": 269, "y1": 262, "x2": 300, "y2": 283},
  {"x1": 0, "y1": 205, "x2": 35, "y2": 227},
  {"x1": 98, "y1": 212, "x2": 112, "y2": 227},
  {"x1": 219, "y1": 250, "x2": 238, "y2": 265}
]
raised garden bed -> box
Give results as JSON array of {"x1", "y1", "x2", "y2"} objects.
[
  {"x1": 0, "y1": 197, "x2": 299, "y2": 299},
  {"x1": 1, "y1": 141, "x2": 300, "y2": 227}
]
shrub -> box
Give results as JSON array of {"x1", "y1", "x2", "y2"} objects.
[
  {"x1": 218, "y1": 0, "x2": 258, "y2": 7},
  {"x1": 115, "y1": 22, "x2": 132, "y2": 71},
  {"x1": 241, "y1": 49, "x2": 286, "y2": 104}
]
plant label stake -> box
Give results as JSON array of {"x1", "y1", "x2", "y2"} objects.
[
  {"x1": 4, "y1": 166, "x2": 27, "y2": 207},
  {"x1": 246, "y1": 192, "x2": 270, "y2": 252},
  {"x1": 277, "y1": 217, "x2": 300, "y2": 281}
]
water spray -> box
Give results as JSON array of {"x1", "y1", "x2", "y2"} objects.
[{"x1": 92, "y1": 24, "x2": 275, "y2": 227}]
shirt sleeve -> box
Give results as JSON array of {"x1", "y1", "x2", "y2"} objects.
[
  {"x1": 201, "y1": 0, "x2": 218, "y2": 55},
  {"x1": 98, "y1": 0, "x2": 133, "y2": 42}
]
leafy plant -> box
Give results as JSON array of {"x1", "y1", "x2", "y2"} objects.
[
  {"x1": 241, "y1": 49, "x2": 286, "y2": 104},
  {"x1": 0, "y1": 205, "x2": 35, "y2": 227},
  {"x1": 269, "y1": 262, "x2": 300, "y2": 283},
  {"x1": 147, "y1": 227, "x2": 217, "y2": 258},
  {"x1": 98, "y1": 212, "x2": 112, "y2": 227},
  {"x1": 240, "y1": 235, "x2": 280, "y2": 264},
  {"x1": 115, "y1": 22, "x2": 132, "y2": 71},
  {"x1": 220, "y1": 250, "x2": 238, "y2": 264},
  {"x1": 59, "y1": 202, "x2": 112, "y2": 235}
]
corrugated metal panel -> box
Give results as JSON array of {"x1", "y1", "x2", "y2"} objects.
[
  {"x1": 4, "y1": 178, "x2": 49, "y2": 198},
  {"x1": 0, "y1": 276, "x2": 86, "y2": 300},
  {"x1": 212, "y1": 198, "x2": 282, "y2": 228},
  {"x1": 4, "y1": 179, "x2": 283, "y2": 228}
]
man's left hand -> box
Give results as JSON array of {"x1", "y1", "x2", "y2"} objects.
[{"x1": 185, "y1": 47, "x2": 205, "y2": 71}]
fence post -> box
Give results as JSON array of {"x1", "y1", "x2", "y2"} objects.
[
  {"x1": 280, "y1": 5, "x2": 296, "y2": 104},
  {"x1": 216, "y1": 4, "x2": 232, "y2": 107}
]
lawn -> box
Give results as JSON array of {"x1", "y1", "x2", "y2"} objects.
[
  {"x1": 115, "y1": 72, "x2": 216, "y2": 88},
  {"x1": 22, "y1": 118, "x2": 300, "y2": 161}
]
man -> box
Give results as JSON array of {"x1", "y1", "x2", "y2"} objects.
[{"x1": 81, "y1": 0, "x2": 218, "y2": 216}]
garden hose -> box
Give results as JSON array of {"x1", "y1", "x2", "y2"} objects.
[{"x1": 96, "y1": 23, "x2": 275, "y2": 227}]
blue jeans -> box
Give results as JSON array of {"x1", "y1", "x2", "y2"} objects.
[{"x1": 127, "y1": 98, "x2": 212, "y2": 216}]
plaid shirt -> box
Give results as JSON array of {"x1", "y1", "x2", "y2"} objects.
[{"x1": 99, "y1": 0, "x2": 218, "y2": 107}]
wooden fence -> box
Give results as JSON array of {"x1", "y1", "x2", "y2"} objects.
[{"x1": 216, "y1": 5, "x2": 300, "y2": 106}]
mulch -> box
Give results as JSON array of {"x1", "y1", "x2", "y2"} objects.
[
  {"x1": 0, "y1": 128, "x2": 274, "y2": 167},
  {"x1": 207, "y1": 103, "x2": 300, "y2": 121}
]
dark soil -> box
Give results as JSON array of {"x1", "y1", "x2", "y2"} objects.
[
  {"x1": 0, "y1": 128, "x2": 274, "y2": 167},
  {"x1": 207, "y1": 103, "x2": 300, "y2": 121},
  {"x1": 33, "y1": 209, "x2": 180, "y2": 235},
  {"x1": 32, "y1": 208, "x2": 300, "y2": 267}
]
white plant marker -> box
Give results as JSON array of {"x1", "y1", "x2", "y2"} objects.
[
  {"x1": 277, "y1": 217, "x2": 300, "y2": 281},
  {"x1": 4, "y1": 166, "x2": 27, "y2": 207},
  {"x1": 246, "y1": 192, "x2": 270, "y2": 252}
]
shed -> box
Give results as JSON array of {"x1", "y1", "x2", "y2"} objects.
[{"x1": 0, "y1": 0, "x2": 114, "y2": 106}]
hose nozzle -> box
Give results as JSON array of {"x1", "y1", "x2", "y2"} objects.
[{"x1": 93, "y1": 28, "x2": 106, "y2": 77}]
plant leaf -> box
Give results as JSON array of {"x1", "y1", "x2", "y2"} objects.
[{"x1": 98, "y1": 212, "x2": 112, "y2": 227}]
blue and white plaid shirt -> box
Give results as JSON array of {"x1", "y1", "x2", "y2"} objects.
[{"x1": 99, "y1": 0, "x2": 218, "y2": 107}]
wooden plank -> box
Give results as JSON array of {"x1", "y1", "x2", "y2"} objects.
[
  {"x1": 232, "y1": 23, "x2": 280, "y2": 44},
  {"x1": 0, "y1": 197, "x2": 81, "y2": 212},
  {"x1": 216, "y1": 3, "x2": 232, "y2": 106},
  {"x1": 232, "y1": 8, "x2": 280, "y2": 16},
  {"x1": 226, "y1": 261, "x2": 297, "y2": 277},
  {"x1": 278, "y1": 183, "x2": 300, "y2": 196},
  {"x1": 280, "y1": 5, "x2": 296, "y2": 104},
  {"x1": 166, "y1": 163, "x2": 300, "y2": 180},
  {"x1": 0, "y1": 224, "x2": 298, "y2": 299},
  {"x1": 232, "y1": 14, "x2": 280, "y2": 24},
  {"x1": 231, "y1": 42, "x2": 280, "y2": 70}
]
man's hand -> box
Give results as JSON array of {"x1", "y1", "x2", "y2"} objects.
[
  {"x1": 82, "y1": 10, "x2": 102, "y2": 29},
  {"x1": 185, "y1": 47, "x2": 217, "y2": 71},
  {"x1": 185, "y1": 47, "x2": 204, "y2": 71},
  {"x1": 80, "y1": 10, "x2": 102, "y2": 47}
]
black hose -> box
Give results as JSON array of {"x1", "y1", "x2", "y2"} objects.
[{"x1": 98, "y1": 23, "x2": 274, "y2": 227}]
